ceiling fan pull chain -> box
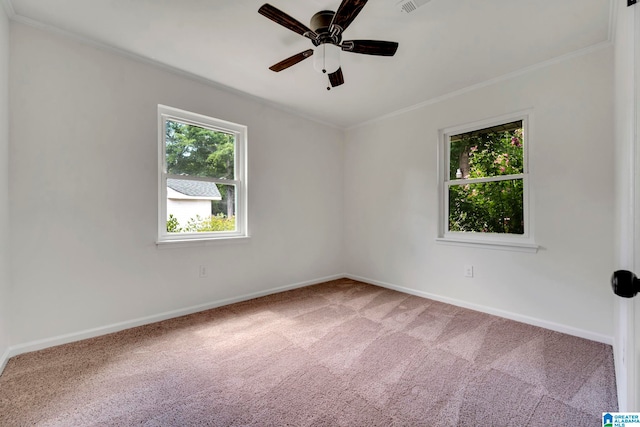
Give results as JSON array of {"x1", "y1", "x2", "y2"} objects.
[{"x1": 322, "y1": 44, "x2": 327, "y2": 73}]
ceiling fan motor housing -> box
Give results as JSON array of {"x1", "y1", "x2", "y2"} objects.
[
  {"x1": 310, "y1": 11, "x2": 341, "y2": 46},
  {"x1": 258, "y1": 1, "x2": 399, "y2": 89}
]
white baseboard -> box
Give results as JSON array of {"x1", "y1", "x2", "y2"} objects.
[
  {"x1": 0, "y1": 345, "x2": 10, "y2": 376},
  {"x1": 346, "y1": 274, "x2": 614, "y2": 345},
  {"x1": 4, "y1": 274, "x2": 345, "y2": 366},
  {"x1": 2, "y1": 272, "x2": 613, "y2": 378}
]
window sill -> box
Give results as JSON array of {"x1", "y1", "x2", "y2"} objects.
[
  {"x1": 435, "y1": 237, "x2": 538, "y2": 253},
  {"x1": 156, "y1": 235, "x2": 250, "y2": 249}
]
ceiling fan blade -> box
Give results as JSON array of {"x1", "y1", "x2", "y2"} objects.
[
  {"x1": 328, "y1": 67, "x2": 344, "y2": 87},
  {"x1": 330, "y1": 0, "x2": 368, "y2": 33},
  {"x1": 342, "y1": 40, "x2": 399, "y2": 56},
  {"x1": 269, "y1": 49, "x2": 314, "y2": 72},
  {"x1": 258, "y1": 4, "x2": 317, "y2": 40}
]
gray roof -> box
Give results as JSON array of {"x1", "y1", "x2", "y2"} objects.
[{"x1": 167, "y1": 178, "x2": 222, "y2": 198}]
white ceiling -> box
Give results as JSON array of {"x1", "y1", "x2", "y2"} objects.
[{"x1": 4, "y1": 0, "x2": 612, "y2": 128}]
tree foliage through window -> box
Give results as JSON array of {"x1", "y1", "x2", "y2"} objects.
[
  {"x1": 166, "y1": 121, "x2": 235, "y2": 180},
  {"x1": 165, "y1": 120, "x2": 236, "y2": 232},
  {"x1": 448, "y1": 120, "x2": 525, "y2": 235}
]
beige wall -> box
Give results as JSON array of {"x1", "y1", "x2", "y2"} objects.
[
  {"x1": 3, "y1": 12, "x2": 620, "y2": 364},
  {"x1": 344, "y1": 46, "x2": 615, "y2": 341},
  {"x1": 8, "y1": 22, "x2": 345, "y2": 347}
]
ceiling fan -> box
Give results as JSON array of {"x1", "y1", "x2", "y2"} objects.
[{"x1": 258, "y1": 0, "x2": 399, "y2": 90}]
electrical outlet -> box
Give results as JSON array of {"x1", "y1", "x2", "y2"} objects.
[
  {"x1": 464, "y1": 265, "x2": 474, "y2": 278},
  {"x1": 199, "y1": 265, "x2": 207, "y2": 278}
]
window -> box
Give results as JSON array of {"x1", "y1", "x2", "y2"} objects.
[
  {"x1": 158, "y1": 105, "x2": 247, "y2": 243},
  {"x1": 438, "y1": 113, "x2": 536, "y2": 252}
]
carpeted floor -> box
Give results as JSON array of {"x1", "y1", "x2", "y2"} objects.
[{"x1": 0, "y1": 278, "x2": 618, "y2": 426}]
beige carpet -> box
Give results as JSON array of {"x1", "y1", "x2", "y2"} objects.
[{"x1": 0, "y1": 278, "x2": 618, "y2": 426}]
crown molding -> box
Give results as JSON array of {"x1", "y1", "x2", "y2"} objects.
[
  {"x1": 4, "y1": 0, "x2": 617, "y2": 132},
  {"x1": 7, "y1": 8, "x2": 346, "y2": 131},
  {"x1": 348, "y1": 40, "x2": 613, "y2": 130}
]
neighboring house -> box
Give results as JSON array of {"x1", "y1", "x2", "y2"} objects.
[{"x1": 167, "y1": 178, "x2": 221, "y2": 228}]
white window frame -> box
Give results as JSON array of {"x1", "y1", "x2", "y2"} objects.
[
  {"x1": 157, "y1": 105, "x2": 248, "y2": 244},
  {"x1": 436, "y1": 111, "x2": 537, "y2": 253}
]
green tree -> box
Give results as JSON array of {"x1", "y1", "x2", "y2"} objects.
[
  {"x1": 166, "y1": 120, "x2": 236, "y2": 218},
  {"x1": 449, "y1": 123, "x2": 524, "y2": 234},
  {"x1": 166, "y1": 214, "x2": 181, "y2": 232}
]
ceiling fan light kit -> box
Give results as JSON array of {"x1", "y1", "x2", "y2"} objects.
[
  {"x1": 313, "y1": 43, "x2": 341, "y2": 74},
  {"x1": 258, "y1": 0, "x2": 399, "y2": 90}
]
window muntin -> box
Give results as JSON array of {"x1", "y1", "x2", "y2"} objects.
[
  {"x1": 158, "y1": 105, "x2": 247, "y2": 243},
  {"x1": 440, "y1": 114, "x2": 532, "y2": 246}
]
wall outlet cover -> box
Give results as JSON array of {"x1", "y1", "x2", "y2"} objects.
[{"x1": 464, "y1": 265, "x2": 474, "y2": 278}]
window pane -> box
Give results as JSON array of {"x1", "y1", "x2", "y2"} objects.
[
  {"x1": 166, "y1": 180, "x2": 236, "y2": 233},
  {"x1": 448, "y1": 179, "x2": 524, "y2": 234},
  {"x1": 165, "y1": 120, "x2": 235, "y2": 179},
  {"x1": 449, "y1": 120, "x2": 523, "y2": 180}
]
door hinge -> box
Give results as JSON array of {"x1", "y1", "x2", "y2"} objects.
[{"x1": 629, "y1": 0, "x2": 637, "y2": 7}]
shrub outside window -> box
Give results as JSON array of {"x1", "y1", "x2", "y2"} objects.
[
  {"x1": 438, "y1": 113, "x2": 536, "y2": 251},
  {"x1": 157, "y1": 105, "x2": 247, "y2": 243}
]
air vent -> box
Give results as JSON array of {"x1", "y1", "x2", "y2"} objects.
[
  {"x1": 396, "y1": 0, "x2": 431, "y2": 14},
  {"x1": 400, "y1": 1, "x2": 416, "y2": 13}
]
